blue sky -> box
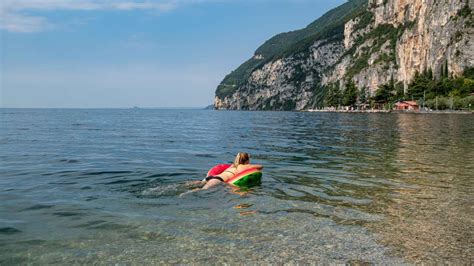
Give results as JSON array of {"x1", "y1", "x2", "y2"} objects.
[{"x1": 1, "y1": 0, "x2": 346, "y2": 108}]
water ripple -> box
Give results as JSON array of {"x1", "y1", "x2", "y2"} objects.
[{"x1": 0, "y1": 109, "x2": 472, "y2": 263}]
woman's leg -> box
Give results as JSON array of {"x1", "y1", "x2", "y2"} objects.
[{"x1": 202, "y1": 179, "x2": 222, "y2": 189}]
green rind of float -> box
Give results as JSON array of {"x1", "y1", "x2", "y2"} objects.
[{"x1": 232, "y1": 172, "x2": 262, "y2": 188}]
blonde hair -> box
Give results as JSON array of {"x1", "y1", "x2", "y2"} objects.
[{"x1": 233, "y1": 152, "x2": 250, "y2": 167}]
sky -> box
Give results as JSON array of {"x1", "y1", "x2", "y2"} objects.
[{"x1": 0, "y1": 0, "x2": 346, "y2": 108}]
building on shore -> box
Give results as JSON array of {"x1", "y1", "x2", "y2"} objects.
[{"x1": 394, "y1": 101, "x2": 419, "y2": 111}]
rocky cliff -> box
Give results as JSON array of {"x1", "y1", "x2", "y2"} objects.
[{"x1": 214, "y1": 0, "x2": 473, "y2": 110}]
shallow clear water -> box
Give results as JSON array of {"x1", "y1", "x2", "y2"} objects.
[{"x1": 0, "y1": 109, "x2": 472, "y2": 263}]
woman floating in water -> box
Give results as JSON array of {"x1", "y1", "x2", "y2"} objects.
[
  {"x1": 180, "y1": 152, "x2": 263, "y2": 196},
  {"x1": 201, "y1": 152, "x2": 263, "y2": 189}
]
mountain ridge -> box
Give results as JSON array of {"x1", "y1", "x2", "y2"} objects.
[
  {"x1": 215, "y1": 0, "x2": 367, "y2": 99},
  {"x1": 215, "y1": 0, "x2": 474, "y2": 110}
]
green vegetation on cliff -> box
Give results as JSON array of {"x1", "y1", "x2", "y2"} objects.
[
  {"x1": 323, "y1": 67, "x2": 474, "y2": 110},
  {"x1": 216, "y1": 0, "x2": 367, "y2": 98}
]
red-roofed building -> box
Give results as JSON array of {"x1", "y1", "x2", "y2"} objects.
[{"x1": 394, "y1": 101, "x2": 419, "y2": 110}]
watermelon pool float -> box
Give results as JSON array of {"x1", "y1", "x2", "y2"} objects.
[{"x1": 207, "y1": 164, "x2": 262, "y2": 188}]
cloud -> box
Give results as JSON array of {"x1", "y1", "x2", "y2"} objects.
[
  {"x1": 0, "y1": 0, "x2": 179, "y2": 33},
  {"x1": 0, "y1": 11, "x2": 52, "y2": 33},
  {"x1": 0, "y1": 0, "x2": 299, "y2": 33}
]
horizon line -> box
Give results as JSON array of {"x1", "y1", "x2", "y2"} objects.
[{"x1": 0, "y1": 107, "x2": 211, "y2": 109}]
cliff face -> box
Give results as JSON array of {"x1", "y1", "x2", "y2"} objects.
[
  {"x1": 215, "y1": 0, "x2": 473, "y2": 110},
  {"x1": 215, "y1": 40, "x2": 345, "y2": 110},
  {"x1": 367, "y1": 0, "x2": 473, "y2": 89}
]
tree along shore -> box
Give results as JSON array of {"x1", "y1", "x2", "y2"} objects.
[{"x1": 322, "y1": 67, "x2": 474, "y2": 112}]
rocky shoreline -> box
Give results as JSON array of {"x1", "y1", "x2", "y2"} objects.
[{"x1": 306, "y1": 109, "x2": 473, "y2": 114}]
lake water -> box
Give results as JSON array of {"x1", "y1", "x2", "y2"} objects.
[{"x1": 0, "y1": 109, "x2": 473, "y2": 263}]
